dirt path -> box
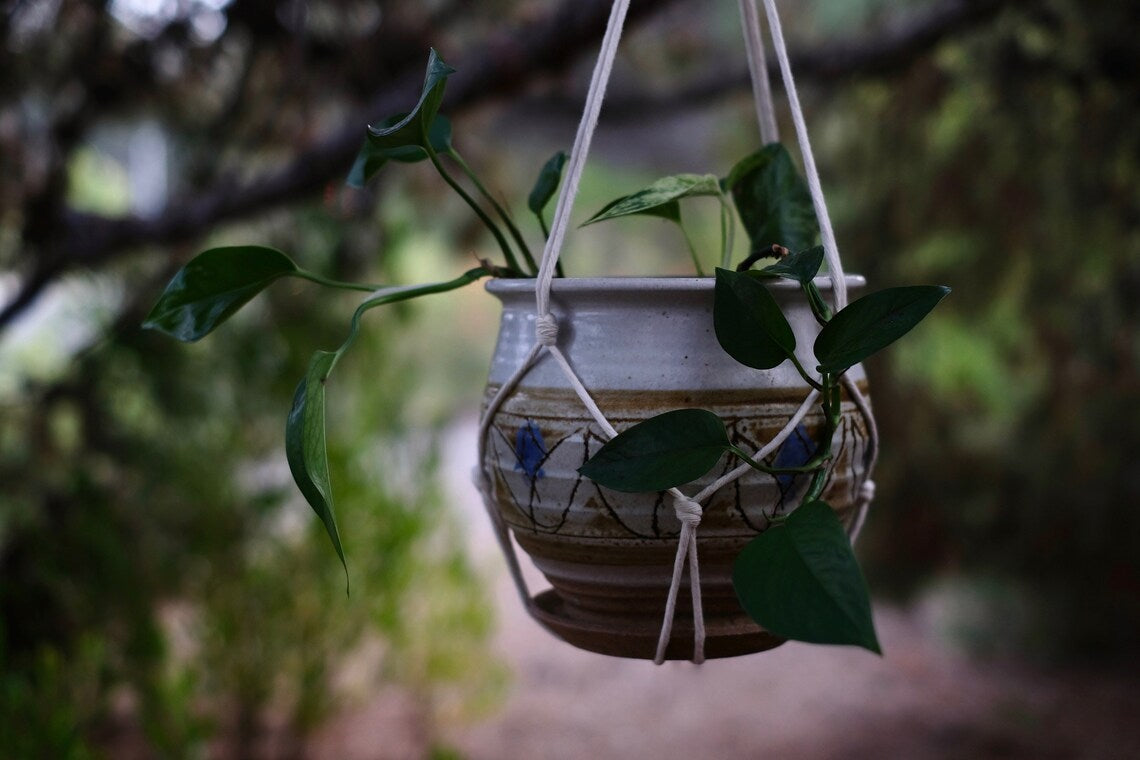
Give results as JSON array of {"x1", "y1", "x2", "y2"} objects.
[
  {"x1": 445, "y1": 591, "x2": 1138, "y2": 759},
  {"x1": 313, "y1": 420, "x2": 1140, "y2": 760}
]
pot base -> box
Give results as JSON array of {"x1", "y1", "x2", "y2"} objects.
[{"x1": 530, "y1": 589, "x2": 785, "y2": 661}]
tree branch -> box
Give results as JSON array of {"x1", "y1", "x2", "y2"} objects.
[
  {"x1": 522, "y1": 0, "x2": 1015, "y2": 121},
  {"x1": 0, "y1": 0, "x2": 1011, "y2": 331},
  {"x1": 0, "y1": 0, "x2": 684, "y2": 330}
]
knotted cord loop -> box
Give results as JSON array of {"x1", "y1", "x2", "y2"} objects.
[
  {"x1": 653, "y1": 492, "x2": 706, "y2": 664},
  {"x1": 672, "y1": 495, "x2": 703, "y2": 527},
  {"x1": 534, "y1": 313, "x2": 559, "y2": 347}
]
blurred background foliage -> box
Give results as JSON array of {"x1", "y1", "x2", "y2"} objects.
[{"x1": 1, "y1": 0, "x2": 1137, "y2": 755}]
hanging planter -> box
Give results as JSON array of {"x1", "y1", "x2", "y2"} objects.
[
  {"x1": 142, "y1": 0, "x2": 949, "y2": 665},
  {"x1": 480, "y1": 276, "x2": 873, "y2": 659}
]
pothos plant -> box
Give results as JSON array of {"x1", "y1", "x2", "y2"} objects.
[{"x1": 144, "y1": 50, "x2": 948, "y2": 654}]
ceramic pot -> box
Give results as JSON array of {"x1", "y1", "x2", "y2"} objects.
[{"x1": 480, "y1": 277, "x2": 873, "y2": 660}]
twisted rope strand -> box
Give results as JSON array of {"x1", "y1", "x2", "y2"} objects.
[
  {"x1": 475, "y1": 339, "x2": 546, "y2": 613},
  {"x1": 654, "y1": 494, "x2": 706, "y2": 664},
  {"x1": 536, "y1": 0, "x2": 632, "y2": 315},
  {"x1": 842, "y1": 373, "x2": 879, "y2": 540},
  {"x1": 739, "y1": 0, "x2": 779, "y2": 144}
]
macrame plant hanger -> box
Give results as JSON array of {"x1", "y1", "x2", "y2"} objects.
[{"x1": 475, "y1": 0, "x2": 879, "y2": 665}]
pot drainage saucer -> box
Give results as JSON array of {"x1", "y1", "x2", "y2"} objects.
[{"x1": 530, "y1": 589, "x2": 785, "y2": 660}]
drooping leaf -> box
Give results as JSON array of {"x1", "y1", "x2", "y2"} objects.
[
  {"x1": 733, "y1": 500, "x2": 881, "y2": 653},
  {"x1": 348, "y1": 114, "x2": 453, "y2": 188},
  {"x1": 757, "y1": 245, "x2": 825, "y2": 285},
  {"x1": 286, "y1": 350, "x2": 348, "y2": 588},
  {"x1": 814, "y1": 285, "x2": 951, "y2": 374},
  {"x1": 366, "y1": 48, "x2": 455, "y2": 153},
  {"x1": 283, "y1": 266, "x2": 491, "y2": 590},
  {"x1": 714, "y1": 267, "x2": 796, "y2": 370},
  {"x1": 143, "y1": 245, "x2": 299, "y2": 342},
  {"x1": 726, "y1": 144, "x2": 819, "y2": 255},
  {"x1": 527, "y1": 150, "x2": 568, "y2": 216},
  {"x1": 582, "y1": 174, "x2": 721, "y2": 226},
  {"x1": 578, "y1": 409, "x2": 730, "y2": 493}
]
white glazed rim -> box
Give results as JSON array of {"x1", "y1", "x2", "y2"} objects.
[{"x1": 486, "y1": 274, "x2": 866, "y2": 294}]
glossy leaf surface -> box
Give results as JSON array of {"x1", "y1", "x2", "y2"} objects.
[
  {"x1": 758, "y1": 245, "x2": 825, "y2": 284},
  {"x1": 727, "y1": 144, "x2": 819, "y2": 255},
  {"x1": 714, "y1": 267, "x2": 796, "y2": 370},
  {"x1": 733, "y1": 500, "x2": 881, "y2": 653},
  {"x1": 143, "y1": 245, "x2": 298, "y2": 342},
  {"x1": 527, "y1": 150, "x2": 568, "y2": 215},
  {"x1": 814, "y1": 285, "x2": 950, "y2": 374},
  {"x1": 366, "y1": 48, "x2": 455, "y2": 152},
  {"x1": 583, "y1": 174, "x2": 720, "y2": 226},
  {"x1": 578, "y1": 409, "x2": 729, "y2": 493},
  {"x1": 348, "y1": 115, "x2": 453, "y2": 187},
  {"x1": 286, "y1": 350, "x2": 347, "y2": 586}
]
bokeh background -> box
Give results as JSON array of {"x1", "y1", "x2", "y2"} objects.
[{"x1": 2, "y1": 0, "x2": 1137, "y2": 757}]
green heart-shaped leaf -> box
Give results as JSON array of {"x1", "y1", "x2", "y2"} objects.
[
  {"x1": 758, "y1": 245, "x2": 825, "y2": 284},
  {"x1": 366, "y1": 48, "x2": 455, "y2": 153},
  {"x1": 733, "y1": 500, "x2": 881, "y2": 653},
  {"x1": 814, "y1": 285, "x2": 951, "y2": 374},
  {"x1": 578, "y1": 409, "x2": 730, "y2": 493},
  {"x1": 286, "y1": 350, "x2": 347, "y2": 589},
  {"x1": 714, "y1": 267, "x2": 796, "y2": 370},
  {"x1": 143, "y1": 245, "x2": 299, "y2": 342},
  {"x1": 583, "y1": 173, "x2": 721, "y2": 226},
  {"x1": 727, "y1": 144, "x2": 819, "y2": 255},
  {"x1": 348, "y1": 114, "x2": 453, "y2": 188},
  {"x1": 528, "y1": 150, "x2": 568, "y2": 216}
]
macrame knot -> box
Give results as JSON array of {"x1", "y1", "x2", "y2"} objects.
[
  {"x1": 535, "y1": 313, "x2": 559, "y2": 347},
  {"x1": 672, "y1": 496, "x2": 703, "y2": 528}
]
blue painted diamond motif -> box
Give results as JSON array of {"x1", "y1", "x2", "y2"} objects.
[{"x1": 514, "y1": 421, "x2": 547, "y2": 481}]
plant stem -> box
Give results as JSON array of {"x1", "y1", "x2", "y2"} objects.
[
  {"x1": 717, "y1": 189, "x2": 736, "y2": 270},
  {"x1": 294, "y1": 270, "x2": 385, "y2": 293},
  {"x1": 801, "y1": 374, "x2": 843, "y2": 503},
  {"x1": 420, "y1": 127, "x2": 522, "y2": 274},
  {"x1": 727, "y1": 444, "x2": 831, "y2": 476},
  {"x1": 336, "y1": 267, "x2": 493, "y2": 366},
  {"x1": 447, "y1": 148, "x2": 539, "y2": 275},
  {"x1": 788, "y1": 353, "x2": 824, "y2": 392},
  {"x1": 729, "y1": 370, "x2": 845, "y2": 507},
  {"x1": 804, "y1": 281, "x2": 833, "y2": 325},
  {"x1": 678, "y1": 222, "x2": 706, "y2": 277},
  {"x1": 802, "y1": 467, "x2": 830, "y2": 504}
]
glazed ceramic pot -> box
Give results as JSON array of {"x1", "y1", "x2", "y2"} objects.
[{"x1": 480, "y1": 277, "x2": 873, "y2": 660}]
